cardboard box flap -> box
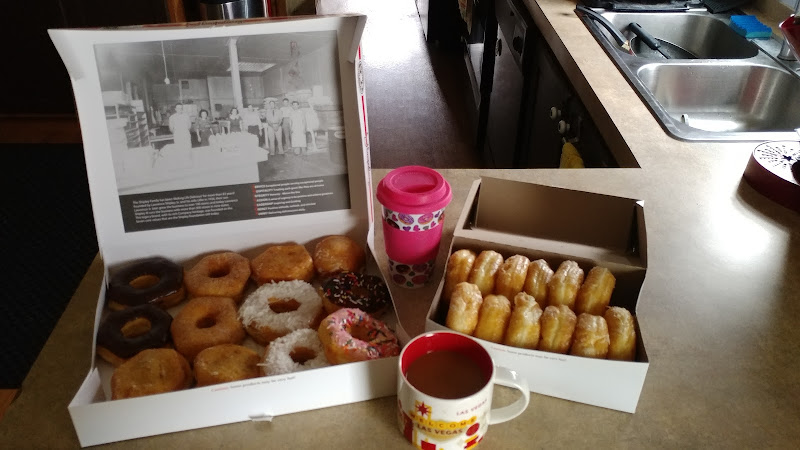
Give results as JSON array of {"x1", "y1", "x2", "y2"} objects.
[
  {"x1": 50, "y1": 15, "x2": 371, "y2": 267},
  {"x1": 465, "y1": 177, "x2": 645, "y2": 267}
]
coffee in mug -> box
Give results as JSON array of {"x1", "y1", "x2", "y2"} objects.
[{"x1": 397, "y1": 331, "x2": 530, "y2": 449}]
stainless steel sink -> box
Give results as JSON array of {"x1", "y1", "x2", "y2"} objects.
[
  {"x1": 579, "y1": 8, "x2": 800, "y2": 141},
  {"x1": 637, "y1": 63, "x2": 800, "y2": 137},
  {"x1": 598, "y1": 11, "x2": 760, "y2": 59}
]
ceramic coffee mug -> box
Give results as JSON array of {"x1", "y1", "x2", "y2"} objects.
[{"x1": 397, "y1": 331, "x2": 529, "y2": 449}]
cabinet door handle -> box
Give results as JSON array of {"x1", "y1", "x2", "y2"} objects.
[{"x1": 496, "y1": 38, "x2": 503, "y2": 56}]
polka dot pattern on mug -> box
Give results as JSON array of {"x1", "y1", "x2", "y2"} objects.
[
  {"x1": 389, "y1": 259, "x2": 435, "y2": 288},
  {"x1": 383, "y1": 208, "x2": 445, "y2": 232}
]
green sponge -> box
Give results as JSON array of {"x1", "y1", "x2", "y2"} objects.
[{"x1": 730, "y1": 15, "x2": 772, "y2": 39}]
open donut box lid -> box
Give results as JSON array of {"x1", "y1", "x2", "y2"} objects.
[
  {"x1": 425, "y1": 177, "x2": 650, "y2": 413},
  {"x1": 50, "y1": 15, "x2": 405, "y2": 447}
]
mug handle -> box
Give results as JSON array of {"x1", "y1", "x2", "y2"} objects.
[{"x1": 489, "y1": 366, "x2": 530, "y2": 424}]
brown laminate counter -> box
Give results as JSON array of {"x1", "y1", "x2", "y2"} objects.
[{"x1": 2, "y1": 2, "x2": 799, "y2": 448}]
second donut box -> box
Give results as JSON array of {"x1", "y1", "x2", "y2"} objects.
[{"x1": 426, "y1": 177, "x2": 650, "y2": 413}]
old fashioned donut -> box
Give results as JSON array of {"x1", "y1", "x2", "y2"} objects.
[
  {"x1": 443, "y1": 249, "x2": 476, "y2": 302},
  {"x1": 467, "y1": 250, "x2": 504, "y2": 297},
  {"x1": 184, "y1": 252, "x2": 251, "y2": 303},
  {"x1": 96, "y1": 304, "x2": 173, "y2": 367},
  {"x1": 312, "y1": 235, "x2": 366, "y2": 280},
  {"x1": 320, "y1": 271, "x2": 391, "y2": 316},
  {"x1": 538, "y1": 305, "x2": 577, "y2": 354},
  {"x1": 317, "y1": 308, "x2": 400, "y2": 365},
  {"x1": 111, "y1": 348, "x2": 192, "y2": 400},
  {"x1": 107, "y1": 256, "x2": 185, "y2": 310},
  {"x1": 547, "y1": 260, "x2": 585, "y2": 310},
  {"x1": 605, "y1": 306, "x2": 637, "y2": 361},
  {"x1": 494, "y1": 254, "x2": 530, "y2": 300},
  {"x1": 250, "y1": 243, "x2": 315, "y2": 285},
  {"x1": 262, "y1": 328, "x2": 329, "y2": 376},
  {"x1": 504, "y1": 292, "x2": 543, "y2": 349},
  {"x1": 523, "y1": 259, "x2": 554, "y2": 308},
  {"x1": 170, "y1": 296, "x2": 245, "y2": 361},
  {"x1": 575, "y1": 266, "x2": 616, "y2": 316},
  {"x1": 445, "y1": 282, "x2": 483, "y2": 336},
  {"x1": 473, "y1": 294, "x2": 512, "y2": 343},
  {"x1": 570, "y1": 313, "x2": 610, "y2": 359},
  {"x1": 194, "y1": 344, "x2": 261, "y2": 387},
  {"x1": 239, "y1": 280, "x2": 324, "y2": 346}
]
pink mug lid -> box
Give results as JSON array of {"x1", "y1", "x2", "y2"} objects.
[{"x1": 376, "y1": 166, "x2": 452, "y2": 214}]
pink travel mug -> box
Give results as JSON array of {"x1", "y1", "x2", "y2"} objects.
[{"x1": 376, "y1": 166, "x2": 452, "y2": 288}]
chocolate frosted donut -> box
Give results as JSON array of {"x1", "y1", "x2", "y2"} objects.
[
  {"x1": 96, "y1": 304, "x2": 173, "y2": 366},
  {"x1": 107, "y1": 256, "x2": 185, "y2": 310},
  {"x1": 320, "y1": 272, "x2": 391, "y2": 316}
]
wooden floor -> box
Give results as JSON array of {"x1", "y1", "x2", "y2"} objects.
[{"x1": 283, "y1": 0, "x2": 482, "y2": 169}]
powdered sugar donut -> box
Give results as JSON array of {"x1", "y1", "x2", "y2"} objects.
[
  {"x1": 238, "y1": 280, "x2": 324, "y2": 346},
  {"x1": 262, "y1": 328, "x2": 329, "y2": 376},
  {"x1": 317, "y1": 308, "x2": 400, "y2": 364}
]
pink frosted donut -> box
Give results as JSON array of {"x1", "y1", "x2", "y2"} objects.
[{"x1": 317, "y1": 308, "x2": 400, "y2": 365}]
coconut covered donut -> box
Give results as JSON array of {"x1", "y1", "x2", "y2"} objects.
[
  {"x1": 262, "y1": 328, "x2": 329, "y2": 376},
  {"x1": 239, "y1": 280, "x2": 325, "y2": 346}
]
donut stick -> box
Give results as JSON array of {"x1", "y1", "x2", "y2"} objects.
[
  {"x1": 468, "y1": 250, "x2": 504, "y2": 297},
  {"x1": 605, "y1": 306, "x2": 637, "y2": 361},
  {"x1": 523, "y1": 259, "x2": 554, "y2": 308},
  {"x1": 443, "y1": 249, "x2": 477, "y2": 302},
  {"x1": 503, "y1": 292, "x2": 543, "y2": 349},
  {"x1": 473, "y1": 295, "x2": 511, "y2": 343},
  {"x1": 575, "y1": 266, "x2": 616, "y2": 316},
  {"x1": 494, "y1": 255, "x2": 530, "y2": 300},
  {"x1": 569, "y1": 313, "x2": 610, "y2": 359},
  {"x1": 445, "y1": 282, "x2": 483, "y2": 335},
  {"x1": 538, "y1": 305, "x2": 577, "y2": 354},
  {"x1": 547, "y1": 260, "x2": 584, "y2": 310}
]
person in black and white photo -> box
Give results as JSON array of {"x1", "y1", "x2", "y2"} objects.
[{"x1": 168, "y1": 103, "x2": 192, "y2": 151}]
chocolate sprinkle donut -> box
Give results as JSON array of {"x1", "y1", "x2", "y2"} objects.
[{"x1": 321, "y1": 272, "x2": 391, "y2": 315}]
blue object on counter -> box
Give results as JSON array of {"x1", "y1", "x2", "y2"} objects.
[{"x1": 729, "y1": 15, "x2": 773, "y2": 39}]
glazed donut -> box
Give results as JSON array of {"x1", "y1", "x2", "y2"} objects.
[
  {"x1": 538, "y1": 305, "x2": 577, "y2": 354},
  {"x1": 445, "y1": 282, "x2": 483, "y2": 335},
  {"x1": 570, "y1": 313, "x2": 610, "y2": 359},
  {"x1": 262, "y1": 328, "x2": 329, "y2": 376},
  {"x1": 467, "y1": 250, "x2": 503, "y2": 297},
  {"x1": 250, "y1": 243, "x2": 315, "y2": 285},
  {"x1": 320, "y1": 271, "x2": 391, "y2": 316},
  {"x1": 107, "y1": 256, "x2": 185, "y2": 310},
  {"x1": 494, "y1": 255, "x2": 530, "y2": 300},
  {"x1": 184, "y1": 252, "x2": 251, "y2": 303},
  {"x1": 111, "y1": 348, "x2": 192, "y2": 400},
  {"x1": 443, "y1": 249, "x2": 476, "y2": 302},
  {"x1": 503, "y1": 292, "x2": 543, "y2": 349},
  {"x1": 317, "y1": 308, "x2": 400, "y2": 365},
  {"x1": 575, "y1": 266, "x2": 616, "y2": 316},
  {"x1": 547, "y1": 260, "x2": 585, "y2": 310},
  {"x1": 313, "y1": 235, "x2": 366, "y2": 280},
  {"x1": 605, "y1": 306, "x2": 637, "y2": 361},
  {"x1": 239, "y1": 280, "x2": 324, "y2": 346},
  {"x1": 96, "y1": 304, "x2": 173, "y2": 367},
  {"x1": 170, "y1": 296, "x2": 246, "y2": 361},
  {"x1": 523, "y1": 259, "x2": 554, "y2": 308},
  {"x1": 194, "y1": 344, "x2": 261, "y2": 387},
  {"x1": 473, "y1": 294, "x2": 511, "y2": 344}
]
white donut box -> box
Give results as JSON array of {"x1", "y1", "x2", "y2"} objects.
[
  {"x1": 50, "y1": 15, "x2": 404, "y2": 447},
  {"x1": 425, "y1": 177, "x2": 650, "y2": 413}
]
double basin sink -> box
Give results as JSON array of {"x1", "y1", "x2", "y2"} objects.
[{"x1": 579, "y1": 8, "x2": 800, "y2": 141}]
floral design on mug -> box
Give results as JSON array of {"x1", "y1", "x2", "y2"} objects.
[{"x1": 383, "y1": 207, "x2": 445, "y2": 231}]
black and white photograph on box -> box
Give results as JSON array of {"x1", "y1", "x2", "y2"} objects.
[{"x1": 93, "y1": 30, "x2": 352, "y2": 232}]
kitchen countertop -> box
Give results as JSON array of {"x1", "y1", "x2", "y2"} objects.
[{"x1": 2, "y1": 1, "x2": 799, "y2": 448}]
